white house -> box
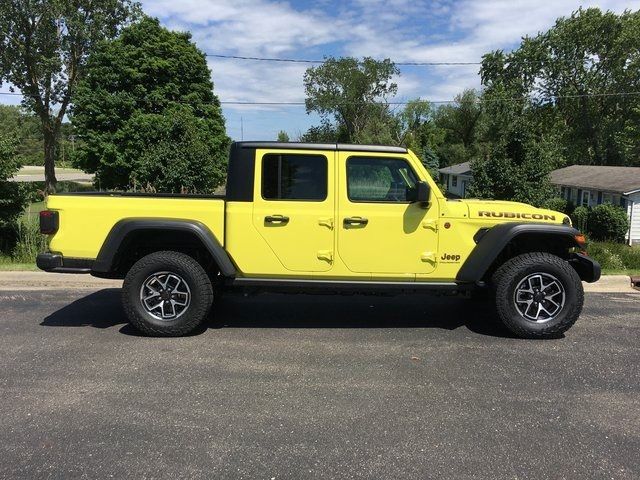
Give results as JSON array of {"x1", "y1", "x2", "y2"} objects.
[
  {"x1": 438, "y1": 161, "x2": 472, "y2": 198},
  {"x1": 550, "y1": 165, "x2": 640, "y2": 245}
]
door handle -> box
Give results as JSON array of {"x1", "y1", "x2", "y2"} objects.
[
  {"x1": 343, "y1": 216, "x2": 368, "y2": 226},
  {"x1": 265, "y1": 215, "x2": 289, "y2": 224}
]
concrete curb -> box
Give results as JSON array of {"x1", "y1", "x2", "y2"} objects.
[
  {"x1": 0, "y1": 271, "x2": 636, "y2": 293},
  {"x1": 0, "y1": 272, "x2": 122, "y2": 290}
]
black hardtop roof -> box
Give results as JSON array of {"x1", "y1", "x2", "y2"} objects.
[{"x1": 233, "y1": 141, "x2": 407, "y2": 154}]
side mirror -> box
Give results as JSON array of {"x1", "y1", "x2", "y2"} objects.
[{"x1": 416, "y1": 181, "x2": 430, "y2": 207}]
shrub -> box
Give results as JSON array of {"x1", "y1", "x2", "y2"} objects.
[
  {"x1": 542, "y1": 197, "x2": 568, "y2": 213},
  {"x1": 11, "y1": 215, "x2": 47, "y2": 263},
  {"x1": 587, "y1": 204, "x2": 629, "y2": 242},
  {"x1": 571, "y1": 206, "x2": 589, "y2": 232},
  {"x1": 587, "y1": 241, "x2": 640, "y2": 272}
]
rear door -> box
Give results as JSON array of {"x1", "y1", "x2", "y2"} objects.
[
  {"x1": 337, "y1": 152, "x2": 439, "y2": 276},
  {"x1": 252, "y1": 149, "x2": 335, "y2": 272}
]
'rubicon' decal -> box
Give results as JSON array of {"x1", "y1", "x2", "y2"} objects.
[{"x1": 478, "y1": 211, "x2": 556, "y2": 221}]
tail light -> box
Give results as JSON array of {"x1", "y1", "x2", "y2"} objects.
[{"x1": 39, "y1": 210, "x2": 59, "y2": 234}]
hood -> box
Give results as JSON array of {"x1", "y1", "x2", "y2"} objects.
[{"x1": 462, "y1": 199, "x2": 565, "y2": 224}]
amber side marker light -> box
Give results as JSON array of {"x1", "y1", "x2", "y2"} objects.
[{"x1": 574, "y1": 233, "x2": 587, "y2": 253}]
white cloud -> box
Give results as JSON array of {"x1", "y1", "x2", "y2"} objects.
[{"x1": 123, "y1": 0, "x2": 640, "y2": 137}]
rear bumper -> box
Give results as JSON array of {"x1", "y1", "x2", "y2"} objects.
[
  {"x1": 569, "y1": 253, "x2": 601, "y2": 283},
  {"x1": 36, "y1": 253, "x2": 93, "y2": 274}
]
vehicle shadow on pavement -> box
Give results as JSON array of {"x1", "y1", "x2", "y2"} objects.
[
  {"x1": 211, "y1": 292, "x2": 518, "y2": 338},
  {"x1": 41, "y1": 289, "x2": 127, "y2": 330},
  {"x1": 40, "y1": 289, "x2": 518, "y2": 338}
]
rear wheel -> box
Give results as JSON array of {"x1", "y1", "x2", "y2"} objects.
[
  {"x1": 492, "y1": 252, "x2": 583, "y2": 339},
  {"x1": 122, "y1": 251, "x2": 213, "y2": 336}
]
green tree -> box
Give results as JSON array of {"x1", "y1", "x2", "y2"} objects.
[
  {"x1": 0, "y1": 105, "x2": 43, "y2": 165},
  {"x1": 303, "y1": 57, "x2": 399, "y2": 143},
  {"x1": 0, "y1": 0, "x2": 139, "y2": 192},
  {"x1": 433, "y1": 89, "x2": 483, "y2": 167},
  {"x1": 276, "y1": 130, "x2": 290, "y2": 142},
  {"x1": 421, "y1": 146, "x2": 440, "y2": 180},
  {"x1": 481, "y1": 8, "x2": 640, "y2": 166},
  {"x1": 0, "y1": 133, "x2": 30, "y2": 250},
  {"x1": 467, "y1": 88, "x2": 559, "y2": 206},
  {"x1": 72, "y1": 17, "x2": 229, "y2": 192}
]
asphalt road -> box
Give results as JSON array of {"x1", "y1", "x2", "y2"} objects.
[{"x1": 1, "y1": 289, "x2": 639, "y2": 479}]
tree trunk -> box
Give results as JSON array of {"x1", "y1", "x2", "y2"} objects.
[{"x1": 43, "y1": 124, "x2": 58, "y2": 194}]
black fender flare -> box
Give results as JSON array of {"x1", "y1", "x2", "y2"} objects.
[
  {"x1": 92, "y1": 218, "x2": 236, "y2": 277},
  {"x1": 456, "y1": 223, "x2": 582, "y2": 283}
]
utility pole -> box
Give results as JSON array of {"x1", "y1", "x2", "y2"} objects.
[{"x1": 240, "y1": 116, "x2": 244, "y2": 141}]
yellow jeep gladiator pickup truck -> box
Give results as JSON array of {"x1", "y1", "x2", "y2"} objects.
[{"x1": 37, "y1": 142, "x2": 600, "y2": 338}]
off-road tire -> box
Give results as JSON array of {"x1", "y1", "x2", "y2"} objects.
[
  {"x1": 122, "y1": 251, "x2": 213, "y2": 336},
  {"x1": 492, "y1": 252, "x2": 583, "y2": 339}
]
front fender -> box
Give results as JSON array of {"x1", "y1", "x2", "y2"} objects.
[{"x1": 456, "y1": 223, "x2": 583, "y2": 283}]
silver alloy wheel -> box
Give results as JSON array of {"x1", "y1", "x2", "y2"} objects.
[
  {"x1": 513, "y1": 272, "x2": 566, "y2": 323},
  {"x1": 139, "y1": 271, "x2": 191, "y2": 321}
]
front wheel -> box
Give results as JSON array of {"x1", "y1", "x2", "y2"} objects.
[
  {"x1": 492, "y1": 252, "x2": 584, "y2": 339},
  {"x1": 122, "y1": 251, "x2": 213, "y2": 336}
]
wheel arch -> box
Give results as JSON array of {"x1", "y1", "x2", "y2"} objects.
[
  {"x1": 91, "y1": 218, "x2": 236, "y2": 279},
  {"x1": 457, "y1": 223, "x2": 585, "y2": 284}
]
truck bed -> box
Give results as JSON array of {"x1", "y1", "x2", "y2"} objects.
[{"x1": 46, "y1": 193, "x2": 226, "y2": 260}]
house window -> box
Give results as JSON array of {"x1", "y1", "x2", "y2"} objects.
[
  {"x1": 581, "y1": 190, "x2": 590, "y2": 207},
  {"x1": 451, "y1": 175, "x2": 458, "y2": 187},
  {"x1": 602, "y1": 192, "x2": 612, "y2": 204}
]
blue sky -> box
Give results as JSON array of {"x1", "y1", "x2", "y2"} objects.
[{"x1": 3, "y1": 0, "x2": 639, "y2": 140}]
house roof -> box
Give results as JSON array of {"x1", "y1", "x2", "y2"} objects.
[
  {"x1": 550, "y1": 165, "x2": 640, "y2": 195},
  {"x1": 439, "y1": 161, "x2": 472, "y2": 176}
]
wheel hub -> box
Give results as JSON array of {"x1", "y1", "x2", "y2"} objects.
[
  {"x1": 140, "y1": 272, "x2": 191, "y2": 321},
  {"x1": 513, "y1": 272, "x2": 566, "y2": 323}
]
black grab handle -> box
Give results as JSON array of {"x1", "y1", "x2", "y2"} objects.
[{"x1": 265, "y1": 215, "x2": 289, "y2": 224}]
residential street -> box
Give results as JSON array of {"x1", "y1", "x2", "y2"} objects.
[{"x1": 1, "y1": 288, "x2": 639, "y2": 479}]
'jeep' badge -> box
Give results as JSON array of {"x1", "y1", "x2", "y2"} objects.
[{"x1": 440, "y1": 253, "x2": 461, "y2": 263}]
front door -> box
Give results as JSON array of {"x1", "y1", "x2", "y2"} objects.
[
  {"x1": 252, "y1": 149, "x2": 335, "y2": 272},
  {"x1": 337, "y1": 152, "x2": 439, "y2": 276}
]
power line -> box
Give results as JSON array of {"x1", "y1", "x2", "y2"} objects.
[
  {"x1": 204, "y1": 53, "x2": 481, "y2": 66},
  {"x1": 2, "y1": 90, "x2": 640, "y2": 106}
]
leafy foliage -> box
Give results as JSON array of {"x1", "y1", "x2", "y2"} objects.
[
  {"x1": 276, "y1": 131, "x2": 290, "y2": 142},
  {"x1": 571, "y1": 206, "x2": 590, "y2": 232},
  {"x1": 72, "y1": 17, "x2": 229, "y2": 192},
  {"x1": 481, "y1": 8, "x2": 640, "y2": 166},
  {"x1": 0, "y1": 106, "x2": 43, "y2": 166},
  {"x1": 0, "y1": 133, "x2": 31, "y2": 251},
  {"x1": 467, "y1": 89, "x2": 559, "y2": 206},
  {"x1": 542, "y1": 197, "x2": 568, "y2": 213},
  {"x1": 0, "y1": 0, "x2": 139, "y2": 191},
  {"x1": 303, "y1": 57, "x2": 399, "y2": 143},
  {"x1": 433, "y1": 90, "x2": 482, "y2": 167},
  {"x1": 587, "y1": 204, "x2": 629, "y2": 242},
  {"x1": 586, "y1": 241, "x2": 640, "y2": 272}
]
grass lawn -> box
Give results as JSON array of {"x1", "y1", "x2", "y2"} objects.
[
  {"x1": 0, "y1": 262, "x2": 39, "y2": 271},
  {"x1": 0, "y1": 253, "x2": 39, "y2": 271}
]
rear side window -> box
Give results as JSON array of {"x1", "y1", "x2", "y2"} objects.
[
  {"x1": 262, "y1": 154, "x2": 327, "y2": 201},
  {"x1": 347, "y1": 157, "x2": 418, "y2": 202}
]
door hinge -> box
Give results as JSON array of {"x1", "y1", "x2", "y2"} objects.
[
  {"x1": 317, "y1": 250, "x2": 333, "y2": 262},
  {"x1": 421, "y1": 251, "x2": 437, "y2": 263},
  {"x1": 318, "y1": 217, "x2": 334, "y2": 229},
  {"x1": 421, "y1": 219, "x2": 438, "y2": 231}
]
